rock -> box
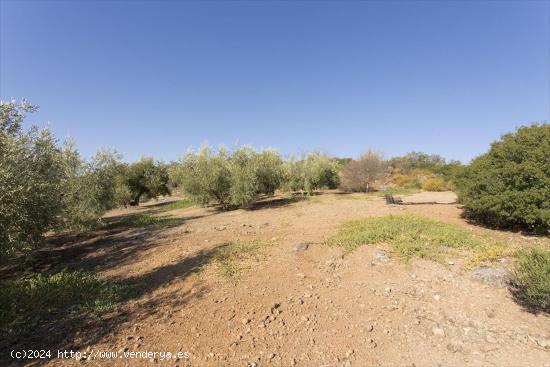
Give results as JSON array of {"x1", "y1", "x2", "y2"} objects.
[
  {"x1": 432, "y1": 326, "x2": 445, "y2": 337},
  {"x1": 446, "y1": 342, "x2": 463, "y2": 353},
  {"x1": 373, "y1": 251, "x2": 390, "y2": 263},
  {"x1": 434, "y1": 294, "x2": 441, "y2": 301},
  {"x1": 242, "y1": 318, "x2": 251, "y2": 325},
  {"x1": 485, "y1": 333, "x2": 498, "y2": 343},
  {"x1": 292, "y1": 242, "x2": 309, "y2": 252},
  {"x1": 469, "y1": 266, "x2": 511, "y2": 288},
  {"x1": 536, "y1": 338, "x2": 550, "y2": 348},
  {"x1": 485, "y1": 308, "x2": 496, "y2": 318}
]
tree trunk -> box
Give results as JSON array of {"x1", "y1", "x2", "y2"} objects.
[{"x1": 130, "y1": 192, "x2": 143, "y2": 206}]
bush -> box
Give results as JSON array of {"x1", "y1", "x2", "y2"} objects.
[
  {"x1": 340, "y1": 150, "x2": 389, "y2": 192},
  {"x1": 422, "y1": 177, "x2": 447, "y2": 191},
  {"x1": 283, "y1": 153, "x2": 340, "y2": 194},
  {"x1": 0, "y1": 270, "x2": 132, "y2": 337},
  {"x1": 392, "y1": 172, "x2": 423, "y2": 189},
  {"x1": 515, "y1": 247, "x2": 550, "y2": 309},
  {"x1": 457, "y1": 124, "x2": 550, "y2": 232}
]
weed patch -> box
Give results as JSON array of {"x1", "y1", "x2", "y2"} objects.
[
  {"x1": 325, "y1": 214, "x2": 506, "y2": 263},
  {"x1": 210, "y1": 240, "x2": 272, "y2": 279},
  {"x1": 514, "y1": 247, "x2": 550, "y2": 310},
  {"x1": 103, "y1": 213, "x2": 180, "y2": 230},
  {"x1": 152, "y1": 199, "x2": 196, "y2": 212},
  {"x1": 0, "y1": 270, "x2": 133, "y2": 339}
]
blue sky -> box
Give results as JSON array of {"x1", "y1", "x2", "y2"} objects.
[{"x1": 1, "y1": 1, "x2": 548, "y2": 163}]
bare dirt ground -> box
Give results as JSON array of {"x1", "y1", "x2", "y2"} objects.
[{"x1": 5, "y1": 191, "x2": 550, "y2": 367}]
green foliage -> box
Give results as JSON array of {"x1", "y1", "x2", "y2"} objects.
[
  {"x1": 103, "y1": 213, "x2": 180, "y2": 230},
  {"x1": 0, "y1": 101, "x2": 67, "y2": 256},
  {"x1": 391, "y1": 170, "x2": 425, "y2": 189},
  {"x1": 124, "y1": 157, "x2": 171, "y2": 205},
  {"x1": 0, "y1": 99, "x2": 173, "y2": 257},
  {"x1": 283, "y1": 153, "x2": 340, "y2": 194},
  {"x1": 515, "y1": 247, "x2": 550, "y2": 309},
  {"x1": 173, "y1": 146, "x2": 233, "y2": 207},
  {"x1": 389, "y1": 152, "x2": 463, "y2": 189},
  {"x1": 422, "y1": 177, "x2": 447, "y2": 192},
  {"x1": 61, "y1": 148, "x2": 126, "y2": 229},
  {"x1": 389, "y1": 152, "x2": 447, "y2": 173},
  {"x1": 172, "y1": 145, "x2": 284, "y2": 208},
  {"x1": 0, "y1": 270, "x2": 132, "y2": 337},
  {"x1": 153, "y1": 199, "x2": 196, "y2": 212},
  {"x1": 325, "y1": 214, "x2": 503, "y2": 262},
  {"x1": 457, "y1": 124, "x2": 550, "y2": 232},
  {"x1": 340, "y1": 150, "x2": 389, "y2": 192}
]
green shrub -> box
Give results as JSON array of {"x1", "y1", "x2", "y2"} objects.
[
  {"x1": 515, "y1": 247, "x2": 550, "y2": 309},
  {"x1": 325, "y1": 214, "x2": 503, "y2": 262},
  {"x1": 422, "y1": 177, "x2": 447, "y2": 191},
  {"x1": 457, "y1": 124, "x2": 550, "y2": 233},
  {"x1": 103, "y1": 213, "x2": 179, "y2": 229},
  {"x1": 283, "y1": 153, "x2": 340, "y2": 194},
  {"x1": 0, "y1": 270, "x2": 132, "y2": 337},
  {"x1": 154, "y1": 199, "x2": 196, "y2": 212},
  {"x1": 389, "y1": 152, "x2": 446, "y2": 173}
]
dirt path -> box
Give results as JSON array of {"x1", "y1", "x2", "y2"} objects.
[{"x1": 10, "y1": 191, "x2": 550, "y2": 367}]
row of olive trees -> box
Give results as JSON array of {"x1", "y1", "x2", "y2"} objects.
[
  {"x1": 0, "y1": 100, "x2": 170, "y2": 257},
  {"x1": 169, "y1": 145, "x2": 340, "y2": 208}
]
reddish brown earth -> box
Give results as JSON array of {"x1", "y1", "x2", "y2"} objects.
[{"x1": 6, "y1": 191, "x2": 550, "y2": 367}]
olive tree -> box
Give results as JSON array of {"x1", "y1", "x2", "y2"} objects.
[
  {"x1": 172, "y1": 145, "x2": 284, "y2": 209},
  {"x1": 0, "y1": 100, "x2": 67, "y2": 256},
  {"x1": 283, "y1": 153, "x2": 340, "y2": 194},
  {"x1": 121, "y1": 157, "x2": 171, "y2": 205}
]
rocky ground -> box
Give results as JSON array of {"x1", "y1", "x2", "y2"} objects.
[{"x1": 5, "y1": 191, "x2": 550, "y2": 367}]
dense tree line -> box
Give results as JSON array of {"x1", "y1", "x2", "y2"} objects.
[{"x1": 2, "y1": 99, "x2": 548, "y2": 259}]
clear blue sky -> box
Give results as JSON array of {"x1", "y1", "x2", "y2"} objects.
[{"x1": 1, "y1": 0, "x2": 548, "y2": 163}]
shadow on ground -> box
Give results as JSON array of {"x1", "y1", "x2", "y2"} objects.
[
  {"x1": 245, "y1": 193, "x2": 314, "y2": 211},
  {"x1": 1, "y1": 244, "x2": 225, "y2": 366}
]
